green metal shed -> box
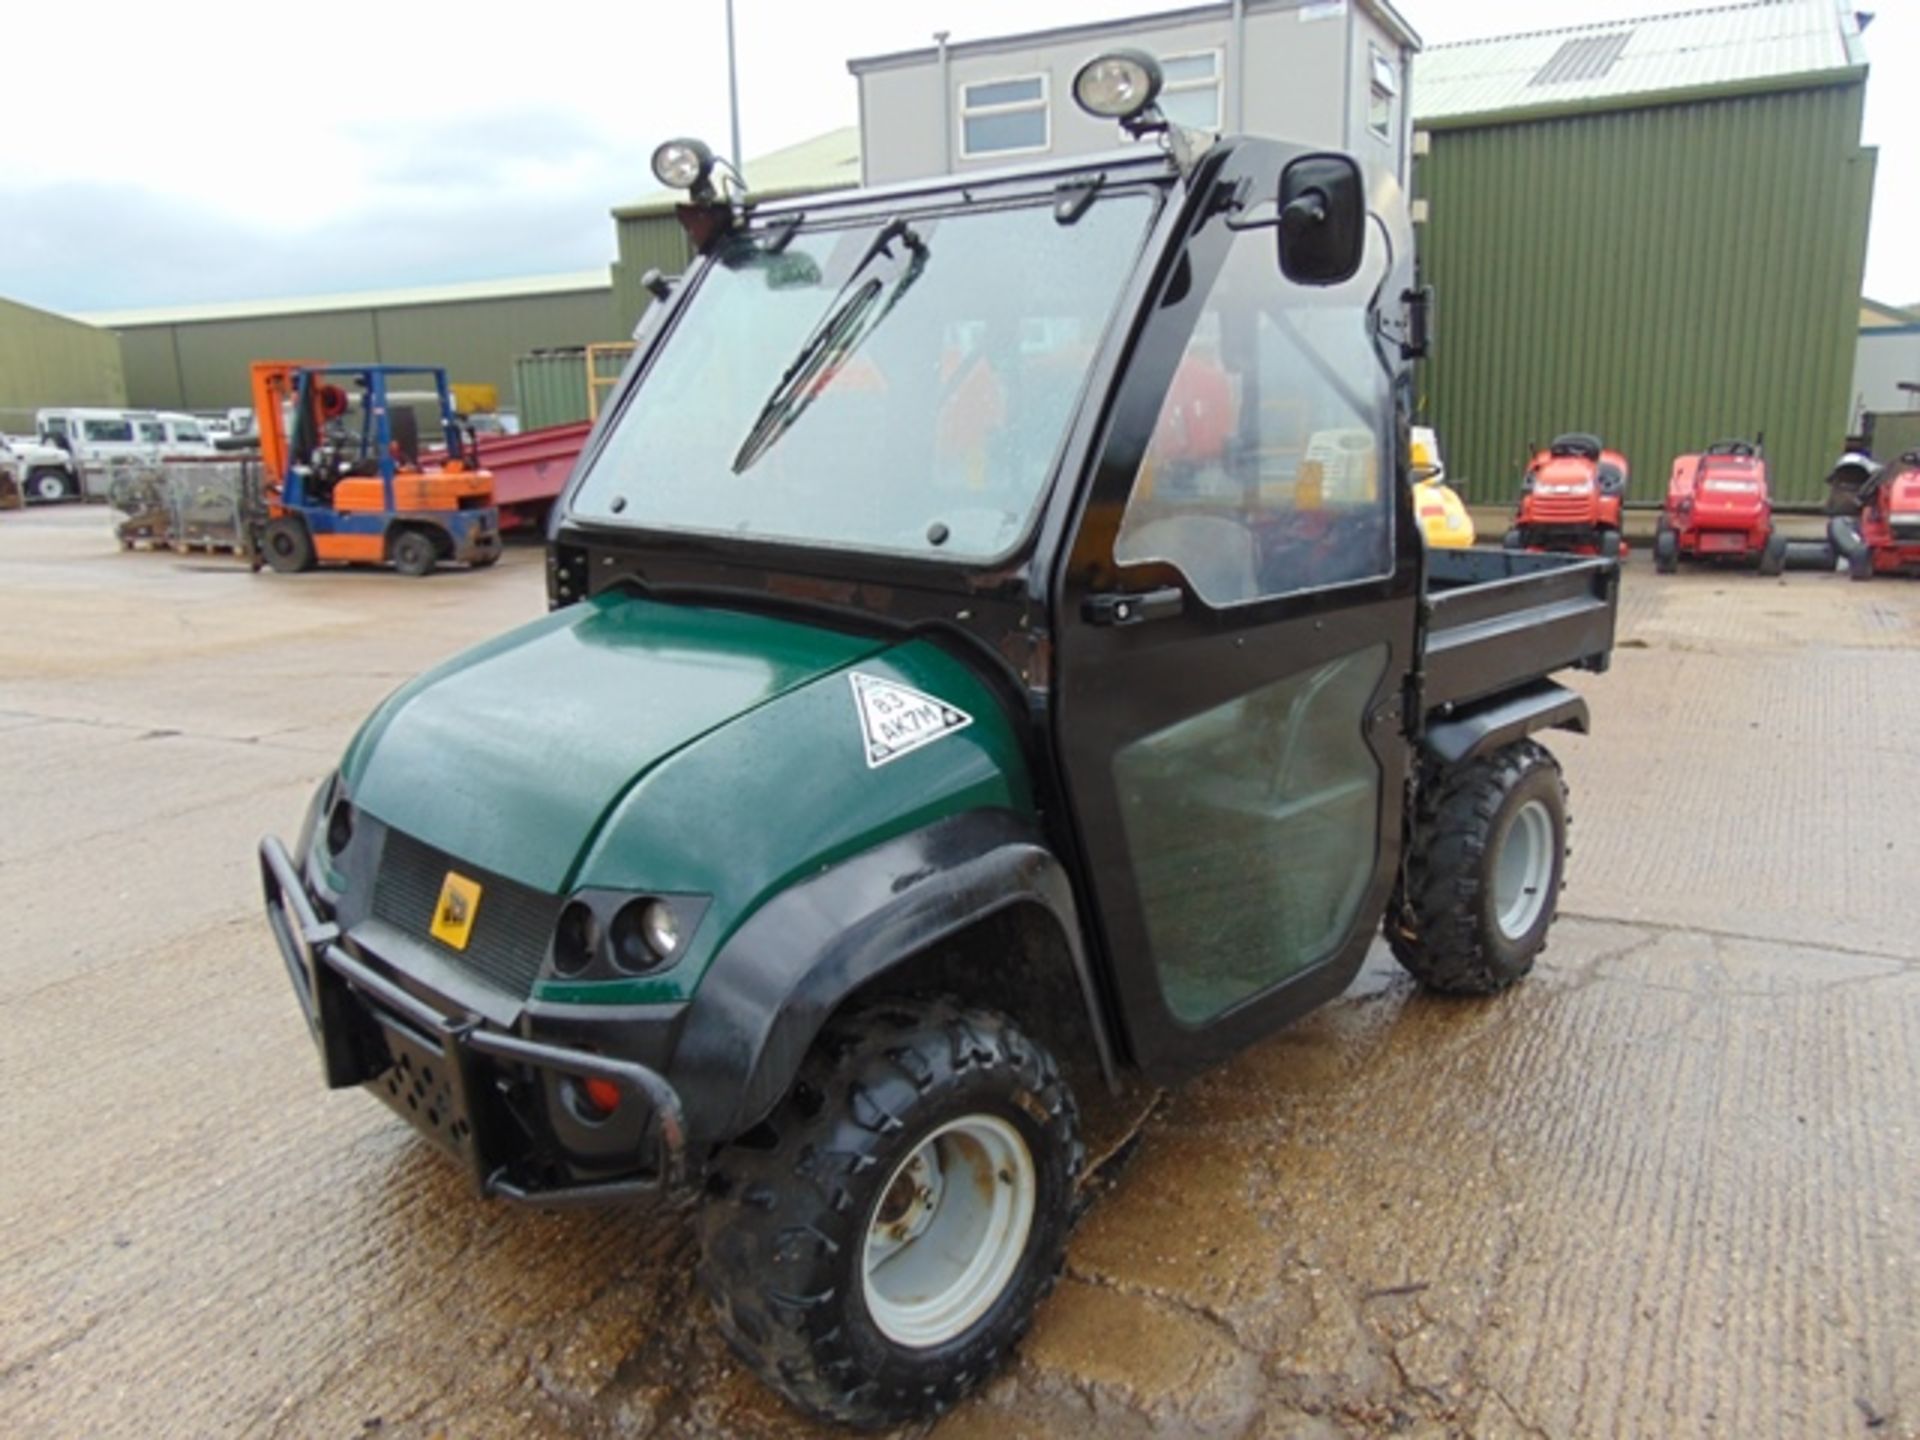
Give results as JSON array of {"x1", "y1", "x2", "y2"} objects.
[
  {"x1": 84, "y1": 273, "x2": 623, "y2": 418},
  {"x1": 1414, "y1": 0, "x2": 1875, "y2": 506},
  {"x1": 0, "y1": 296, "x2": 126, "y2": 432}
]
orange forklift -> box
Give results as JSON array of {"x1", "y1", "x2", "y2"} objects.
[{"x1": 250, "y1": 360, "x2": 501, "y2": 576}]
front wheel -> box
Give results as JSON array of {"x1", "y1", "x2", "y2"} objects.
[
  {"x1": 260, "y1": 517, "x2": 315, "y2": 573},
  {"x1": 1757, "y1": 529, "x2": 1788, "y2": 577},
  {"x1": 697, "y1": 1000, "x2": 1081, "y2": 1429},
  {"x1": 27, "y1": 468, "x2": 73, "y2": 503},
  {"x1": 389, "y1": 528, "x2": 438, "y2": 577},
  {"x1": 1654, "y1": 525, "x2": 1679, "y2": 574},
  {"x1": 1502, "y1": 528, "x2": 1524, "y2": 551},
  {"x1": 1386, "y1": 739, "x2": 1568, "y2": 995},
  {"x1": 1596, "y1": 525, "x2": 1624, "y2": 560}
]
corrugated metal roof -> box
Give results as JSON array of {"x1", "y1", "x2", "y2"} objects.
[
  {"x1": 611, "y1": 126, "x2": 862, "y2": 218},
  {"x1": 77, "y1": 271, "x2": 612, "y2": 329},
  {"x1": 1415, "y1": 0, "x2": 1864, "y2": 124}
]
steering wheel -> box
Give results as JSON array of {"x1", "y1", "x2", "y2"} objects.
[{"x1": 1706, "y1": 439, "x2": 1756, "y2": 458}]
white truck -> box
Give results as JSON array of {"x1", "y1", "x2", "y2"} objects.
[
  {"x1": 32, "y1": 407, "x2": 220, "y2": 500},
  {"x1": 2, "y1": 433, "x2": 83, "y2": 503}
]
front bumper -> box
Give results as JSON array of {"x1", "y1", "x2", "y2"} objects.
[{"x1": 259, "y1": 834, "x2": 686, "y2": 1205}]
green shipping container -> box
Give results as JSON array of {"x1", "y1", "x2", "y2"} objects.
[{"x1": 513, "y1": 350, "x2": 592, "y2": 431}]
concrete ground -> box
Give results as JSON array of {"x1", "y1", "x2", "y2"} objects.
[{"x1": 1, "y1": 505, "x2": 1915, "y2": 1439}]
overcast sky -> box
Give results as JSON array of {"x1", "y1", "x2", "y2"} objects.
[{"x1": 3, "y1": 0, "x2": 1913, "y2": 315}]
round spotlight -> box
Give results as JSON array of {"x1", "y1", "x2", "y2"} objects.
[
  {"x1": 1072, "y1": 49, "x2": 1164, "y2": 122},
  {"x1": 651, "y1": 137, "x2": 714, "y2": 191}
]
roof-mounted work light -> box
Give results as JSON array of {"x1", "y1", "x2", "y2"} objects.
[
  {"x1": 651, "y1": 137, "x2": 716, "y2": 198},
  {"x1": 1071, "y1": 49, "x2": 1165, "y2": 129}
]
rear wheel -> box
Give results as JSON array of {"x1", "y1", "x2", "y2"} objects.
[
  {"x1": 1386, "y1": 739, "x2": 1568, "y2": 995},
  {"x1": 390, "y1": 528, "x2": 438, "y2": 577},
  {"x1": 697, "y1": 1000, "x2": 1081, "y2": 1429},
  {"x1": 27, "y1": 468, "x2": 72, "y2": 503},
  {"x1": 261, "y1": 517, "x2": 315, "y2": 573},
  {"x1": 1757, "y1": 529, "x2": 1787, "y2": 577},
  {"x1": 1654, "y1": 525, "x2": 1679, "y2": 574}
]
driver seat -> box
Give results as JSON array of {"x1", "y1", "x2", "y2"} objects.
[{"x1": 1549, "y1": 432, "x2": 1604, "y2": 461}]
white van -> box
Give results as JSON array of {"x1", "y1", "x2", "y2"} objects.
[
  {"x1": 38, "y1": 408, "x2": 151, "y2": 466},
  {"x1": 147, "y1": 412, "x2": 221, "y2": 455}
]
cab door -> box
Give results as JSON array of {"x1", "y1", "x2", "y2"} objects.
[{"x1": 1051, "y1": 142, "x2": 1422, "y2": 1079}]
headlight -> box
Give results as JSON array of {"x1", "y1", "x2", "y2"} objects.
[
  {"x1": 611, "y1": 897, "x2": 680, "y2": 972},
  {"x1": 325, "y1": 793, "x2": 354, "y2": 856},
  {"x1": 548, "y1": 891, "x2": 706, "y2": 980},
  {"x1": 553, "y1": 900, "x2": 598, "y2": 976}
]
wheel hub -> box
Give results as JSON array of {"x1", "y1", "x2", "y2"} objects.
[
  {"x1": 861, "y1": 1114, "x2": 1036, "y2": 1349},
  {"x1": 1494, "y1": 798, "x2": 1554, "y2": 940}
]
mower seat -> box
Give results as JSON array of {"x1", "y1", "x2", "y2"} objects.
[
  {"x1": 1549, "y1": 432, "x2": 1604, "y2": 461},
  {"x1": 1596, "y1": 460, "x2": 1627, "y2": 495}
]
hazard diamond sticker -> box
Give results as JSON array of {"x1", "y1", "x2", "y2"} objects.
[{"x1": 849, "y1": 672, "x2": 973, "y2": 768}]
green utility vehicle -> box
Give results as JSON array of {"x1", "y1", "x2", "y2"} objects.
[{"x1": 261, "y1": 52, "x2": 1617, "y2": 1429}]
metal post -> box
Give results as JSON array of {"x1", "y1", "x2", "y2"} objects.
[
  {"x1": 1229, "y1": 0, "x2": 1245, "y2": 132},
  {"x1": 935, "y1": 30, "x2": 953, "y2": 173},
  {"x1": 726, "y1": 0, "x2": 744, "y2": 180}
]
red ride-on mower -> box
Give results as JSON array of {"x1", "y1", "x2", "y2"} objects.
[
  {"x1": 1654, "y1": 438, "x2": 1786, "y2": 575},
  {"x1": 1828, "y1": 449, "x2": 1920, "y2": 581},
  {"x1": 1504, "y1": 433, "x2": 1628, "y2": 558}
]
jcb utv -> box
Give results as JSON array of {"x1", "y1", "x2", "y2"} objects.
[{"x1": 261, "y1": 52, "x2": 1618, "y2": 1430}]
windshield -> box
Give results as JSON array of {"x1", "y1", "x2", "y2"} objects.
[{"x1": 571, "y1": 193, "x2": 1155, "y2": 561}]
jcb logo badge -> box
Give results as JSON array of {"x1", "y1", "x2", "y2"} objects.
[{"x1": 430, "y1": 871, "x2": 483, "y2": 951}]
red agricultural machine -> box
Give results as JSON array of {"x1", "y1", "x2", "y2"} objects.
[
  {"x1": 1654, "y1": 438, "x2": 1786, "y2": 575},
  {"x1": 1827, "y1": 448, "x2": 1920, "y2": 581},
  {"x1": 1503, "y1": 433, "x2": 1628, "y2": 558}
]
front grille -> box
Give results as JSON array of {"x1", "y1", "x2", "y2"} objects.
[
  {"x1": 372, "y1": 827, "x2": 559, "y2": 997},
  {"x1": 1528, "y1": 495, "x2": 1595, "y2": 523}
]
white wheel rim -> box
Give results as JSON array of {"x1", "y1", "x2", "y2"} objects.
[
  {"x1": 1494, "y1": 799, "x2": 1555, "y2": 940},
  {"x1": 861, "y1": 1114, "x2": 1036, "y2": 1349}
]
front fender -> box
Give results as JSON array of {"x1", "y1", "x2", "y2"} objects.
[{"x1": 667, "y1": 809, "x2": 1112, "y2": 1146}]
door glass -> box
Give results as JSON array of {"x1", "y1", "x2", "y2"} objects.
[
  {"x1": 1114, "y1": 230, "x2": 1391, "y2": 606},
  {"x1": 1114, "y1": 643, "x2": 1388, "y2": 1024}
]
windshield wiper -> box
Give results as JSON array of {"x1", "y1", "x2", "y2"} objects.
[{"x1": 731, "y1": 219, "x2": 928, "y2": 475}]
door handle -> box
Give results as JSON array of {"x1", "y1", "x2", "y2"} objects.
[{"x1": 1084, "y1": 586, "x2": 1185, "y2": 627}]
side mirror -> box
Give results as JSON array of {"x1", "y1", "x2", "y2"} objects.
[{"x1": 1276, "y1": 154, "x2": 1365, "y2": 286}]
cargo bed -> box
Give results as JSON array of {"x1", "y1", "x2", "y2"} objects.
[{"x1": 1421, "y1": 549, "x2": 1619, "y2": 712}]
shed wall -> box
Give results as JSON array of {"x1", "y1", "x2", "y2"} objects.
[
  {"x1": 1419, "y1": 81, "x2": 1874, "y2": 506},
  {"x1": 111, "y1": 288, "x2": 620, "y2": 415},
  {"x1": 0, "y1": 297, "x2": 126, "y2": 430}
]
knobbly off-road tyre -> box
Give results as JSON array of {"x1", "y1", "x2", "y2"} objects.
[
  {"x1": 696, "y1": 999, "x2": 1081, "y2": 1430},
  {"x1": 1386, "y1": 739, "x2": 1568, "y2": 996}
]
